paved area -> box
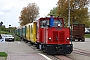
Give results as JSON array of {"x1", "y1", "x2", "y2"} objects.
[
  {"x1": 0, "y1": 38, "x2": 90, "y2": 60},
  {"x1": 7, "y1": 54, "x2": 47, "y2": 60},
  {"x1": 0, "y1": 57, "x2": 6, "y2": 60},
  {"x1": 67, "y1": 38, "x2": 90, "y2": 60},
  {"x1": 0, "y1": 41, "x2": 48, "y2": 60},
  {"x1": 73, "y1": 38, "x2": 90, "y2": 52}
]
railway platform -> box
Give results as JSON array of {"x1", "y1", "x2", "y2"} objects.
[{"x1": 0, "y1": 41, "x2": 52, "y2": 60}]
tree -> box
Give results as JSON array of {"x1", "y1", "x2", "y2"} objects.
[
  {"x1": 0, "y1": 25, "x2": 5, "y2": 30},
  {"x1": 48, "y1": 7, "x2": 58, "y2": 16},
  {"x1": 19, "y1": 3, "x2": 39, "y2": 26},
  {"x1": 56, "y1": 0, "x2": 90, "y2": 27}
]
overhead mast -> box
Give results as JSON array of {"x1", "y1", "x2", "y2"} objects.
[{"x1": 68, "y1": 0, "x2": 70, "y2": 28}]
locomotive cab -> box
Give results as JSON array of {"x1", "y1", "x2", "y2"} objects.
[
  {"x1": 40, "y1": 17, "x2": 63, "y2": 28},
  {"x1": 37, "y1": 16, "x2": 73, "y2": 55}
]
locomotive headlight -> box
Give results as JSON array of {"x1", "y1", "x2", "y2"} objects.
[
  {"x1": 67, "y1": 37, "x2": 69, "y2": 40},
  {"x1": 58, "y1": 24, "x2": 60, "y2": 26},
  {"x1": 49, "y1": 37, "x2": 51, "y2": 39}
]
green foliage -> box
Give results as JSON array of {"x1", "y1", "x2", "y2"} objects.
[
  {"x1": 0, "y1": 52, "x2": 8, "y2": 57},
  {"x1": 48, "y1": 0, "x2": 90, "y2": 27},
  {"x1": 48, "y1": 7, "x2": 58, "y2": 16},
  {"x1": 0, "y1": 26, "x2": 21, "y2": 41},
  {"x1": 57, "y1": 0, "x2": 90, "y2": 26},
  {"x1": 0, "y1": 26, "x2": 16, "y2": 34},
  {"x1": 14, "y1": 35, "x2": 21, "y2": 41},
  {"x1": 0, "y1": 26, "x2": 9, "y2": 34},
  {"x1": 0, "y1": 31, "x2": 9, "y2": 34},
  {"x1": 0, "y1": 26, "x2": 6, "y2": 31}
]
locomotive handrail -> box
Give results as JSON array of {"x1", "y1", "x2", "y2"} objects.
[{"x1": 70, "y1": 27, "x2": 73, "y2": 44}]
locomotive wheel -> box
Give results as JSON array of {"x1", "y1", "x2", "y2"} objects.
[
  {"x1": 30, "y1": 42, "x2": 34, "y2": 45},
  {"x1": 42, "y1": 50, "x2": 46, "y2": 53},
  {"x1": 37, "y1": 43, "x2": 39, "y2": 49}
]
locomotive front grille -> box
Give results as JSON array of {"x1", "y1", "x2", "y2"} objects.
[
  {"x1": 53, "y1": 31, "x2": 65, "y2": 43},
  {"x1": 53, "y1": 31, "x2": 58, "y2": 43},
  {"x1": 59, "y1": 31, "x2": 65, "y2": 43}
]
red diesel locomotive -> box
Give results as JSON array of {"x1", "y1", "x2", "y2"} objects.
[
  {"x1": 16, "y1": 16, "x2": 73, "y2": 55},
  {"x1": 36, "y1": 16, "x2": 73, "y2": 54}
]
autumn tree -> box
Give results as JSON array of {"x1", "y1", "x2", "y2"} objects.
[
  {"x1": 55, "y1": 0, "x2": 90, "y2": 27},
  {"x1": 19, "y1": 3, "x2": 39, "y2": 26}
]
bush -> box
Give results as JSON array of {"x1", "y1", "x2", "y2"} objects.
[{"x1": 14, "y1": 34, "x2": 21, "y2": 41}]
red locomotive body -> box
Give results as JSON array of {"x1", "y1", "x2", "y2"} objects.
[{"x1": 36, "y1": 16, "x2": 73, "y2": 54}]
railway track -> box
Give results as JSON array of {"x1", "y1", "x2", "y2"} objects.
[
  {"x1": 73, "y1": 48, "x2": 90, "y2": 57},
  {"x1": 27, "y1": 42, "x2": 72, "y2": 60},
  {"x1": 30, "y1": 45, "x2": 72, "y2": 60},
  {"x1": 55, "y1": 55, "x2": 72, "y2": 60},
  {"x1": 54, "y1": 48, "x2": 90, "y2": 60},
  {"x1": 26, "y1": 42, "x2": 90, "y2": 60},
  {"x1": 66, "y1": 48, "x2": 90, "y2": 60},
  {"x1": 27, "y1": 43, "x2": 59, "y2": 60}
]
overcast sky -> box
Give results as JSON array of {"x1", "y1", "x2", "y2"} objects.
[
  {"x1": 0, "y1": 0, "x2": 90, "y2": 28},
  {"x1": 0, "y1": 0, "x2": 58, "y2": 28}
]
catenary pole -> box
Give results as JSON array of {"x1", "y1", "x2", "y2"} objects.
[{"x1": 68, "y1": 0, "x2": 70, "y2": 27}]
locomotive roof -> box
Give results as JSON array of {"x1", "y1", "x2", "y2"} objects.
[{"x1": 38, "y1": 17, "x2": 63, "y2": 20}]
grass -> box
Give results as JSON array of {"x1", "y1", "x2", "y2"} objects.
[
  {"x1": 0, "y1": 52, "x2": 8, "y2": 57},
  {"x1": 85, "y1": 34, "x2": 90, "y2": 38},
  {"x1": 14, "y1": 34, "x2": 21, "y2": 41}
]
